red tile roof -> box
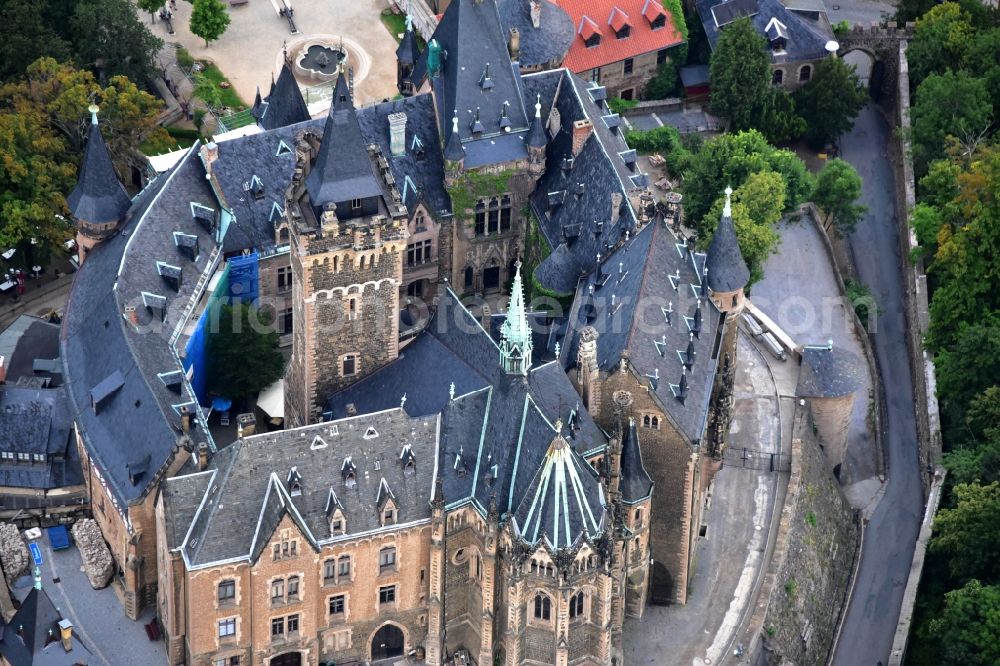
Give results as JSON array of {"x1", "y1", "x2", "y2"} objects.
[{"x1": 558, "y1": 0, "x2": 685, "y2": 73}]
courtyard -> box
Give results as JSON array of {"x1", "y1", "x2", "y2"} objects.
[{"x1": 148, "y1": 0, "x2": 400, "y2": 110}]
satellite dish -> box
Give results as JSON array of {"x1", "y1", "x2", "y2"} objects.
[{"x1": 825, "y1": 40, "x2": 840, "y2": 53}]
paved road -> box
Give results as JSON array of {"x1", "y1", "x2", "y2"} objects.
[
  {"x1": 624, "y1": 109, "x2": 723, "y2": 134},
  {"x1": 623, "y1": 334, "x2": 788, "y2": 665},
  {"x1": 825, "y1": 0, "x2": 896, "y2": 26},
  {"x1": 830, "y1": 105, "x2": 924, "y2": 666}
]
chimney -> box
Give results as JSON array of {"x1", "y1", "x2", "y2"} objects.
[
  {"x1": 610, "y1": 192, "x2": 622, "y2": 225},
  {"x1": 508, "y1": 27, "x2": 521, "y2": 60},
  {"x1": 197, "y1": 442, "x2": 209, "y2": 471},
  {"x1": 571, "y1": 118, "x2": 593, "y2": 156},
  {"x1": 530, "y1": 0, "x2": 542, "y2": 28},
  {"x1": 180, "y1": 405, "x2": 191, "y2": 433},
  {"x1": 0, "y1": 355, "x2": 6, "y2": 385},
  {"x1": 124, "y1": 306, "x2": 139, "y2": 328},
  {"x1": 200, "y1": 141, "x2": 219, "y2": 176},
  {"x1": 58, "y1": 618, "x2": 73, "y2": 652},
  {"x1": 388, "y1": 112, "x2": 407, "y2": 157}
]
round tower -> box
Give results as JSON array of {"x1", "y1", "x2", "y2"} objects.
[
  {"x1": 705, "y1": 186, "x2": 750, "y2": 319},
  {"x1": 66, "y1": 105, "x2": 131, "y2": 264}
]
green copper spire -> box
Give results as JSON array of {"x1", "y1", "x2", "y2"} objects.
[{"x1": 501, "y1": 261, "x2": 532, "y2": 376}]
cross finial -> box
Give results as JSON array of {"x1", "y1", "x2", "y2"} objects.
[
  {"x1": 449, "y1": 381, "x2": 456, "y2": 400},
  {"x1": 88, "y1": 104, "x2": 100, "y2": 125},
  {"x1": 554, "y1": 341, "x2": 561, "y2": 358},
  {"x1": 401, "y1": 392, "x2": 407, "y2": 409},
  {"x1": 535, "y1": 93, "x2": 542, "y2": 118},
  {"x1": 723, "y1": 186, "x2": 733, "y2": 217}
]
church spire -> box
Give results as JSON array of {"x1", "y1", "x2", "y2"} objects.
[{"x1": 500, "y1": 261, "x2": 532, "y2": 376}]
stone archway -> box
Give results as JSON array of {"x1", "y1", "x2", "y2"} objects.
[
  {"x1": 842, "y1": 48, "x2": 875, "y2": 88},
  {"x1": 370, "y1": 622, "x2": 406, "y2": 661},
  {"x1": 649, "y1": 561, "x2": 673, "y2": 605},
  {"x1": 269, "y1": 652, "x2": 302, "y2": 666}
]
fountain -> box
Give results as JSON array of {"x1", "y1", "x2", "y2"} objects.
[{"x1": 296, "y1": 42, "x2": 349, "y2": 83}]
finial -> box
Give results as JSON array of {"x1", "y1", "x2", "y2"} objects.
[
  {"x1": 405, "y1": 1, "x2": 413, "y2": 32},
  {"x1": 535, "y1": 93, "x2": 542, "y2": 118},
  {"x1": 554, "y1": 341, "x2": 561, "y2": 358},
  {"x1": 283, "y1": 40, "x2": 288, "y2": 62},
  {"x1": 88, "y1": 104, "x2": 100, "y2": 125},
  {"x1": 401, "y1": 392, "x2": 407, "y2": 409},
  {"x1": 33, "y1": 566, "x2": 42, "y2": 590},
  {"x1": 555, "y1": 418, "x2": 563, "y2": 433},
  {"x1": 723, "y1": 186, "x2": 733, "y2": 217},
  {"x1": 452, "y1": 110, "x2": 459, "y2": 134},
  {"x1": 449, "y1": 381, "x2": 456, "y2": 400}
]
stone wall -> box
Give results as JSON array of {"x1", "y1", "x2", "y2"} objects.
[
  {"x1": 891, "y1": 40, "x2": 942, "y2": 488},
  {"x1": 753, "y1": 407, "x2": 859, "y2": 665},
  {"x1": 0, "y1": 523, "x2": 29, "y2": 584}
]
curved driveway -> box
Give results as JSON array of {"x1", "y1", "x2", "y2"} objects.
[{"x1": 830, "y1": 105, "x2": 924, "y2": 665}]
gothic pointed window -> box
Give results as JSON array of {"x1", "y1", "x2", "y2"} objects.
[
  {"x1": 533, "y1": 593, "x2": 551, "y2": 620},
  {"x1": 487, "y1": 198, "x2": 500, "y2": 234},
  {"x1": 475, "y1": 201, "x2": 486, "y2": 236},
  {"x1": 500, "y1": 195, "x2": 512, "y2": 232},
  {"x1": 569, "y1": 591, "x2": 585, "y2": 618}
]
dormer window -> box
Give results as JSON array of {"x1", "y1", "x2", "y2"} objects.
[
  {"x1": 342, "y1": 457, "x2": 357, "y2": 488},
  {"x1": 156, "y1": 262, "x2": 182, "y2": 292},
  {"x1": 330, "y1": 517, "x2": 344, "y2": 534},
  {"x1": 190, "y1": 202, "x2": 216, "y2": 232},
  {"x1": 579, "y1": 16, "x2": 601, "y2": 48},
  {"x1": 616, "y1": 25, "x2": 631, "y2": 39},
  {"x1": 585, "y1": 33, "x2": 601, "y2": 48},
  {"x1": 287, "y1": 466, "x2": 302, "y2": 496},
  {"x1": 249, "y1": 175, "x2": 265, "y2": 200},
  {"x1": 382, "y1": 506, "x2": 396, "y2": 525},
  {"x1": 609, "y1": 8, "x2": 631, "y2": 39},
  {"x1": 141, "y1": 292, "x2": 167, "y2": 321},
  {"x1": 651, "y1": 13, "x2": 665, "y2": 29}
]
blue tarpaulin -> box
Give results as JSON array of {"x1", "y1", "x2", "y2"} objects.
[
  {"x1": 184, "y1": 263, "x2": 230, "y2": 406},
  {"x1": 47, "y1": 525, "x2": 70, "y2": 550},
  {"x1": 227, "y1": 252, "x2": 259, "y2": 303},
  {"x1": 212, "y1": 397, "x2": 232, "y2": 412}
]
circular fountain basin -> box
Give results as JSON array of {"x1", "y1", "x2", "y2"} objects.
[{"x1": 295, "y1": 42, "x2": 348, "y2": 83}]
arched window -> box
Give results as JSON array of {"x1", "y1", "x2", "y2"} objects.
[
  {"x1": 772, "y1": 69, "x2": 784, "y2": 85},
  {"x1": 651, "y1": 416, "x2": 660, "y2": 429},
  {"x1": 475, "y1": 201, "x2": 486, "y2": 236},
  {"x1": 488, "y1": 198, "x2": 500, "y2": 234},
  {"x1": 569, "y1": 591, "x2": 585, "y2": 618},
  {"x1": 799, "y1": 65, "x2": 812, "y2": 82},
  {"x1": 642, "y1": 415, "x2": 651, "y2": 428},
  {"x1": 533, "y1": 593, "x2": 551, "y2": 620},
  {"x1": 333, "y1": 256, "x2": 339, "y2": 272},
  {"x1": 634, "y1": 508, "x2": 643, "y2": 526}
]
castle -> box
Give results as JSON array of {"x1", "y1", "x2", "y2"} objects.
[{"x1": 59, "y1": 1, "x2": 750, "y2": 664}]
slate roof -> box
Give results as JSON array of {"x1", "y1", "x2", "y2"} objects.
[
  {"x1": 496, "y1": 0, "x2": 575, "y2": 68},
  {"x1": 511, "y1": 430, "x2": 605, "y2": 549},
  {"x1": 415, "y1": 0, "x2": 532, "y2": 150},
  {"x1": 168, "y1": 408, "x2": 439, "y2": 567},
  {"x1": 796, "y1": 343, "x2": 865, "y2": 398},
  {"x1": 619, "y1": 417, "x2": 653, "y2": 503},
  {"x1": 0, "y1": 316, "x2": 61, "y2": 387},
  {"x1": 306, "y1": 97, "x2": 387, "y2": 207},
  {"x1": 325, "y1": 289, "x2": 607, "y2": 537},
  {"x1": 705, "y1": 205, "x2": 750, "y2": 292},
  {"x1": 0, "y1": 587, "x2": 93, "y2": 666},
  {"x1": 0, "y1": 385, "x2": 81, "y2": 491},
  {"x1": 564, "y1": 219, "x2": 723, "y2": 443},
  {"x1": 253, "y1": 63, "x2": 311, "y2": 131},
  {"x1": 396, "y1": 17, "x2": 421, "y2": 66},
  {"x1": 559, "y1": 0, "x2": 686, "y2": 73},
  {"x1": 61, "y1": 147, "x2": 213, "y2": 509},
  {"x1": 66, "y1": 120, "x2": 131, "y2": 225},
  {"x1": 696, "y1": 0, "x2": 834, "y2": 63},
  {"x1": 523, "y1": 71, "x2": 643, "y2": 294}
]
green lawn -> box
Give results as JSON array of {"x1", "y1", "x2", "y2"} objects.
[
  {"x1": 380, "y1": 9, "x2": 426, "y2": 50},
  {"x1": 140, "y1": 126, "x2": 201, "y2": 155},
  {"x1": 196, "y1": 62, "x2": 246, "y2": 111}
]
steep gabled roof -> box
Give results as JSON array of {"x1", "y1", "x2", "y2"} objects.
[
  {"x1": 396, "y1": 14, "x2": 421, "y2": 66},
  {"x1": 306, "y1": 101, "x2": 384, "y2": 206},
  {"x1": 697, "y1": 0, "x2": 834, "y2": 63},
  {"x1": 0, "y1": 587, "x2": 93, "y2": 665},
  {"x1": 496, "y1": 0, "x2": 574, "y2": 68},
  {"x1": 66, "y1": 115, "x2": 131, "y2": 225},
  {"x1": 619, "y1": 418, "x2": 653, "y2": 503}
]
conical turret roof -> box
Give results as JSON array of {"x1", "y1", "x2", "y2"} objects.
[
  {"x1": 396, "y1": 13, "x2": 421, "y2": 65},
  {"x1": 256, "y1": 63, "x2": 310, "y2": 130},
  {"x1": 706, "y1": 187, "x2": 750, "y2": 293},
  {"x1": 620, "y1": 418, "x2": 653, "y2": 504},
  {"x1": 67, "y1": 107, "x2": 131, "y2": 226},
  {"x1": 443, "y1": 110, "x2": 465, "y2": 162},
  {"x1": 527, "y1": 94, "x2": 547, "y2": 149}
]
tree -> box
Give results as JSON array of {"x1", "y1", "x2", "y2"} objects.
[
  {"x1": 699, "y1": 171, "x2": 785, "y2": 284},
  {"x1": 931, "y1": 481, "x2": 1000, "y2": 582},
  {"x1": 136, "y1": 0, "x2": 167, "y2": 22},
  {"x1": 963, "y1": 27, "x2": 1000, "y2": 107},
  {"x1": 190, "y1": 0, "x2": 231, "y2": 47},
  {"x1": 928, "y1": 580, "x2": 1000, "y2": 666},
  {"x1": 933, "y1": 319, "x2": 1000, "y2": 436},
  {"x1": 681, "y1": 129, "x2": 813, "y2": 224},
  {"x1": 757, "y1": 88, "x2": 805, "y2": 145},
  {"x1": 709, "y1": 18, "x2": 770, "y2": 130},
  {"x1": 207, "y1": 303, "x2": 285, "y2": 400},
  {"x1": 0, "y1": 1, "x2": 70, "y2": 82},
  {"x1": 812, "y1": 159, "x2": 866, "y2": 235},
  {"x1": 906, "y1": 3, "x2": 975, "y2": 86},
  {"x1": 908, "y1": 202, "x2": 943, "y2": 258},
  {"x1": 910, "y1": 70, "x2": 993, "y2": 176},
  {"x1": 0, "y1": 100, "x2": 76, "y2": 253},
  {"x1": 11, "y1": 58, "x2": 169, "y2": 177},
  {"x1": 70, "y1": 0, "x2": 163, "y2": 83},
  {"x1": 793, "y1": 57, "x2": 867, "y2": 148}
]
